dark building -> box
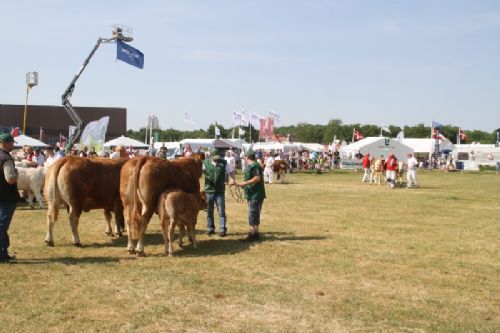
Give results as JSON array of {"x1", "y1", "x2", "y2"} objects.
[{"x1": 0, "y1": 104, "x2": 126, "y2": 145}]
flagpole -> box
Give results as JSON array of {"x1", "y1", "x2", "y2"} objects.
[
  {"x1": 248, "y1": 110, "x2": 252, "y2": 143},
  {"x1": 352, "y1": 128, "x2": 355, "y2": 143}
]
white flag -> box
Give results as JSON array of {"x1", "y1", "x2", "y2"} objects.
[
  {"x1": 251, "y1": 112, "x2": 263, "y2": 124},
  {"x1": 269, "y1": 109, "x2": 280, "y2": 121},
  {"x1": 397, "y1": 131, "x2": 404, "y2": 143},
  {"x1": 381, "y1": 124, "x2": 391, "y2": 133},
  {"x1": 240, "y1": 113, "x2": 249, "y2": 126},
  {"x1": 184, "y1": 112, "x2": 194, "y2": 124},
  {"x1": 232, "y1": 111, "x2": 243, "y2": 124},
  {"x1": 239, "y1": 127, "x2": 245, "y2": 136},
  {"x1": 149, "y1": 115, "x2": 160, "y2": 130},
  {"x1": 215, "y1": 126, "x2": 221, "y2": 136}
]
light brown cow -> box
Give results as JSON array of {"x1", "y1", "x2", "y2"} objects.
[
  {"x1": 44, "y1": 156, "x2": 127, "y2": 246},
  {"x1": 120, "y1": 156, "x2": 202, "y2": 256},
  {"x1": 157, "y1": 189, "x2": 206, "y2": 256},
  {"x1": 370, "y1": 158, "x2": 386, "y2": 186}
]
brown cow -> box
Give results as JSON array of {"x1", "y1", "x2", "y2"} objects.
[
  {"x1": 273, "y1": 159, "x2": 288, "y2": 182},
  {"x1": 157, "y1": 189, "x2": 206, "y2": 256},
  {"x1": 44, "y1": 156, "x2": 127, "y2": 246},
  {"x1": 120, "y1": 156, "x2": 202, "y2": 256}
]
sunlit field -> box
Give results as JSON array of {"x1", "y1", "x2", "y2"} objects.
[{"x1": 1, "y1": 170, "x2": 499, "y2": 332}]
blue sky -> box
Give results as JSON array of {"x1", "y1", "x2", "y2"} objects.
[{"x1": 1, "y1": 0, "x2": 499, "y2": 132}]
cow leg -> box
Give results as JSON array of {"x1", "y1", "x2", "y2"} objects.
[
  {"x1": 178, "y1": 225, "x2": 186, "y2": 247},
  {"x1": 104, "y1": 210, "x2": 114, "y2": 237},
  {"x1": 167, "y1": 219, "x2": 176, "y2": 257},
  {"x1": 123, "y1": 204, "x2": 136, "y2": 254},
  {"x1": 114, "y1": 209, "x2": 124, "y2": 237},
  {"x1": 45, "y1": 202, "x2": 59, "y2": 247},
  {"x1": 68, "y1": 208, "x2": 82, "y2": 246},
  {"x1": 34, "y1": 189, "x2": 45, "y2": 209},
  {"x1": 160, "y1": 216, "x2": 170, "y2": 256},
  {"x1": 27, "y1": 191, "x2": 35, "y2": 209},
  {"x1": 188, "y1": 224, "x2": 198, "y2": 249}
]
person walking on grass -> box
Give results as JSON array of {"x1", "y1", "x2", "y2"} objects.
[
  {"x1": 406, "y1": 152, "x2": 419, "y2": 188},
  {"x1": 203, "y1": 148, "x2": 228, "y2": 237},
  {"x1": 361, "y1": 153, "x2": 371, "y2": 182},
  {"x1": 0, "y1": 133, "x2": 20, "y2": 263},
  {"x1": 237, "y1": 149, "x2": 266, "y2": 242}
]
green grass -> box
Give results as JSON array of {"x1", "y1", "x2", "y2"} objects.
[{"x1": 1, "y1": 171, "x2": 499, "y2": 332}]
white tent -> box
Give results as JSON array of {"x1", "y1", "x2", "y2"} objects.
[
  {"x1": 245, "y1": 141, "x2": 300, "y2": 153},
  {"x1": 402, "y1": 138, "x2": 455, "y2": 159},
  {"x1": 341, "y1": 137, "x2": 413, "y2": 160},
  {"x1": 13, "y1": 134, "x2": 48, "y2": 148},
  {"x1": 103, "y1": 135, "x2": 149, "y2": 149},
  {"x1": 297, "y1": 142, "x2": 327, "y2": 152}
]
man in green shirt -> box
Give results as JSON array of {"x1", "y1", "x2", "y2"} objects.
[
  {"x1": 203, "y1": 148, "x2": 228, "y2": 237},
  {"x1": 237, "y1": 149, "x2": 266, "y2": 242}
]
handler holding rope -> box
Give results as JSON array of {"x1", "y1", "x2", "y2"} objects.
[{"x1": 237, "y1": 149, "x2": 266, "y2": 242}]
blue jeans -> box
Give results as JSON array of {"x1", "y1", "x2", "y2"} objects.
[
  {"x1": 206, "y1": 193, "x2": 226, "y2": 232},
  {"x1": 248, "y1": 200, "x2": 263, "y2": 226},
  {"x1": 0, "y1": 201, "x2": 17, "y2": 258}
]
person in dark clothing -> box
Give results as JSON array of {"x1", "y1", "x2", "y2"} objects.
[
  {"x1": 237, "y1": 149, "x2": 266, "y2": 242},
  {"x1": 0, "y1": 133, "x2": 20, "y2": 263},
  {"x1": 203, "y1": 148, "x2": 228, "y2": 237}
]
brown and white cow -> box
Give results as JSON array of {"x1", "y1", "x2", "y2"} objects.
[
  {"x1": 157, "y1": 189, "x2": 206, "y2": 256},
  {"x1": 120, "y1": 156, "x2": 202, "y2": 256},
  {"x1": 273, "y1": 159, "x2": 288, "y2": 183},
  {"x1": 43, "y1": 156, "x2": 127, "y2": 246}
]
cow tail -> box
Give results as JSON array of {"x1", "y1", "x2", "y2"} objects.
[
  {"x1": 46, "y1": 158, "x2": 67, "y2": 222},
  {"x1": 131, "y1": 156, "x2": 148, "y2": 239}
]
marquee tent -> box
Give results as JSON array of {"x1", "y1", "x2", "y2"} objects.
[
  {"x1": 244, "y1": 141, "x2": 299, "y2": 153},
  {"x1": 341, "y1": 137, "x2": 413, "y2": 160},
  {"x1": 297, "y1": 142, "x2": 327, "y2": 152},
  {"x1": 104, "y1": 135, "x2": 149, "y2": 149},
  {"x1": 13, "y1": 134, "x2": 49, "y2": 148},
  {"x1": 402, "y1": 138, "x2": 455, "y2": 159}
]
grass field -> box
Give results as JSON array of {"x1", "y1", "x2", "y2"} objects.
[{"x1": 1, "y1": 170, "x2": 499, "y2": 332}]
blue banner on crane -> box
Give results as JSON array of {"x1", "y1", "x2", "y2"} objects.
[{"x1": 116, "y1": 39, "x2": 144, "y2": 69}]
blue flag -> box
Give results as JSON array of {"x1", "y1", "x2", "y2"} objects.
[
  {"x1": 432, "y1": 121, "x2": 443, "y2": 129},
  {"x1": 116, "y1": 39, "x2": 144, "y2": 69}
]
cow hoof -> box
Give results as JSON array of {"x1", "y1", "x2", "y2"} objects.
[
  {"x1": 136, "y1": 251, "x2": 146, "y2": 257},
  {"x1": 128, "y1": 249, "x2": 136, "y2": 255},
  {"x1": 73, "y1": 242, "x2": 82, "y2": 247},
  {"x1": 117, "y1": 233, "x2": 123, "y2": 238},
  {"x1": 105, "y1": 231, "x2": 113, "y2": 237},
  {"x1": 45, "y1": 240, "x2": 54, "y2": 247}
]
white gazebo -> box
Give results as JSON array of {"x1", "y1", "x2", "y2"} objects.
[
  {"x1": 104, "y1": 135, "x2": 149, "y2": 149},
  {"x1": 341, "y1": 137, "x2": 413, "y2": 160},
  {"x1": 13, "y1": 135, "x2": 49, "y2": 148}
]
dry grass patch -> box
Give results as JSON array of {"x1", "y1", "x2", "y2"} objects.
[{"x1": 1, "y1": 170, "x2": 499, "y2": 332}]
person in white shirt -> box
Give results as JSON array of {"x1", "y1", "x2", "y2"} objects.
[
  {"x1": 263, "y1": 153, "x2": 275, "y2": 184},
  {"x1": 224, "y1": 150, "x2": 236, "y2": 184},
  {"x1": 110, "y1": 145, "x2": 127, "y2": 159},
  {"x1": 406, "y1": 153, "x2": 419, "y2": 188},
  {"x1": 240, "y1": 150, "x2": 247, "y2": 173}
]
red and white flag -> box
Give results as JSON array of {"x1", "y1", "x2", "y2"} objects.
[
  {"x1": 10, "y1": 127, "x2": 20, "y2": 137},
  {"x1": 432, "y1": 128, "x2": 446, "y2": 142},
  {"x1": 353, "y1": 128, "x2": 364, "y2": 141},
  {"x1": 459, "y1": 128, "x2": 467, "y2": 143}
]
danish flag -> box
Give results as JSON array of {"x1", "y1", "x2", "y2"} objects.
[{"x1": 353, "y1": 129, "x2": 364, "y2": 141}]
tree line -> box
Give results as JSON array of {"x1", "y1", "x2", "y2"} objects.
[{"x1": 126, "y1": 119, "x2": 498, "y2": 144}]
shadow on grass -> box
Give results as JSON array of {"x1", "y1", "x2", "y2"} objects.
[
  {"x1": 13, "y1": 256, "x2": 134, "y2": 265},
  {"x1": 45, "y1": 231, "x2": 327, "y2": 258}
]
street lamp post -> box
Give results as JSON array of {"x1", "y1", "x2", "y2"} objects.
[{"x1": 23, "y1": 71, "x2": 38, "y2": 134}]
